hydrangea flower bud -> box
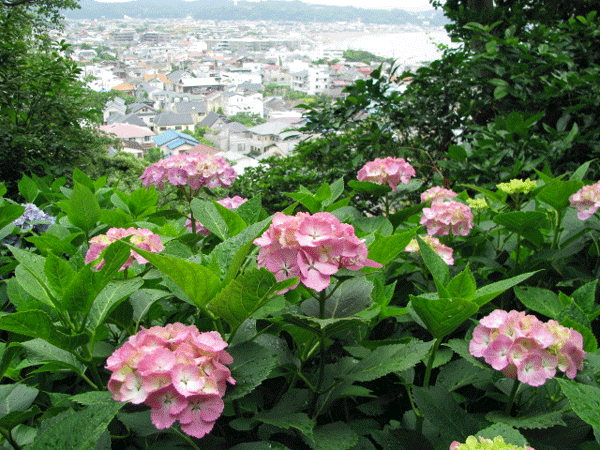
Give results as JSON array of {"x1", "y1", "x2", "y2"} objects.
[
  {"x1": 450, "y1": 435, "x2": 535, "y2": 450},
  {"x1": 496, "y1": 178, "x2": 537, "y2": 195}
]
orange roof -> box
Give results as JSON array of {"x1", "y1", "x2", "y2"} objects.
[
  {"x1": 144, "y1": 73, "x2": 172, "y2": 84},
  {"x1": 111, "y1": 82, "x2": 135, "y2": 91}
]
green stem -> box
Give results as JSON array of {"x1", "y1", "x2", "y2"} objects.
[
  {"x1": 384, "y1": 193, "x2": 390, "y2": 217},
  {"x1": 505, "y1": 378, "x2": 520, "y2": 416},
  {"x1": 514, "y1": 233, "x2": 521, "y2": 272},
  {"x1": 416, "y1": 337, "x2": 442, "y2": 434},
  {"x1": 308, "y1": 291, "x2": 328, "y2": 418}
]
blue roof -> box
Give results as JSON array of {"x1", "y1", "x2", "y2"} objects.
[
  {"x1": 152, "y1": 129, "x2": 198, "y2": 147},
  {"x1": 166, "y1": 138, "x2": 189, "y2": 150}
]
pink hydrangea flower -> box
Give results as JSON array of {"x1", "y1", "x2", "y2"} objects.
[
  {"x1": 85, "y1": 227, "x2": 164, "y2": 271},
  {"x1": 140, "y1": 153, "x2": 237, "y2": 191},
  {"x1": 254, "y1": 212, "x2": 381, "y2": 292},
  {"x1": 420, "y1": 200, "x2": 474, "y2": 236},
  {"x1": 469, "y1": 310, "x2": 586, "y2": 387},
  {"x1": 357, "y1": 157, "x2": 416, "y2": 192},
  {"x1": 405, "y1": 235, "x2": 454, "y2": 265},
  {"x1": 106, "y1": 324, "x2": 235, "y2": 438},
  {"x1": 569, "y1": 181, "x2": 600, "y2": 220},
  {"x1": 421, "y1": 186, "x2": 458, "y2": 204},
  {"x1": 186, "y1": 196, "x2": 248, "y2": 235}
]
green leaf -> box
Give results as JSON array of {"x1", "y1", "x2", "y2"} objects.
[
  {"x1": 9, "y1": 246, "x2": 55, "y2": 308},
  {"x1": 0, "y1": 311, "x2": 88, "y2": 352},
  {"x1": 537, "y1": 179, "x2": 583, "y2": 211},
  {"x1": 190, "y1": 198, "x2": 229, "y2": 240},
  {"x1": 447, "y1": 265, "x2": 476, "y2": 301},
  {"x1": 27, "y1": 400, "x2": 123, "y2": 450},
  {"x1": 0, "y1": 203, "x2": 24, "y2": 229},
  {"x1": 301, "y1": 277, "x2": 373, "y2": 319},
  {"x1": 448, "y1": 145, "x2": 468, "y2": 162},
  {"x1": 44, "y1": 253, "x2": 75, "y2": 299},
  {"x1": 417, "y1": 235, "x2": 450, "y2": 293},
  {"x1": 494, "y1": 85, "x2": 508, "y2": 99},
  {"x1": 437, "y1": 358, "x2": 491, "y2": 391},
  {"x1": 309, "y1": 422, "x2": 358, "y2": 450},
  {"x1": 493, "y1": 211, "x2": 547, "y2": 234},
  {"x1": 571, "y1": 280, "x2": 598, "y2": 316},
  {"x1": 281, "y1": 314, "x2": 364, "y2": 339},
  {"x1": 127, "y1": 187, "x2": 158, "y2": 218},
  {"x1": 367, "y1": 229, "x2": 416, "y2": 266},
  {"x1": 345, "y1": 339, "x2": 434, "y2": 382},
  {"x1": 20, "y1": 339, "x2": 85, "y2": 374},
  {"x1": 87, "y1": 279, "x2": 144, "y2": 332},
  {"x1": 472, "y1": 272, "x2": 536, "y2": 307},
  {"x1": 514, "y1": 286, "x2": 564, "y2": 319},
  {"x1": 18, "y1": 175, "x2": 39, "y2": 203},
  {"x1": 322, "y1": 177, "x2": 345, "y2": 207},
  {"x1": 25, "y1": 234, "x2": 77, "y2": 255},
  {"x1": 475, "y1": 423, "x2": 529, "y2": 447},
  {"x1": 227, "y1": 342, "x2": 279, "y2": 400},
  {"x1": 485, "y1": 410, "x2": 567, "y2": 429},
  {"x1": 557, "y1": 379, "x2": 600, "y2": 430},
  {"x1": 559, "y1": 317, "x2": 597, "y2": 353},
  {"x1": 214, "y1": 200, "x2": 247, "y2": 237},
  {"x1": 0, "y1": 407, "x2": 41, "y2": 430},
  {"x1": 412, "y1": 385, "x2": 479, "y2": 442},
  {"x1": 409, "y1": 295, "x2": 478, "y2": 339},
  {"x1": 122, "y1": 243, "x2": 221, "y2": 309},
  {"x1": 66, "y1": 183, "x2": 100, "y2": 233},
  {"x1": 348, "y1": 180, "x2": 392, "y2": 196},
  {"x1": 72, "y1": 168, "x2": 96, "y2": 193},
  {"x1": 209, "y1": 268, "x2": 294, "y2": 333},
  {"x1": 234, "y1": 195, "x2": 262, "y2": 225},
  {"x1": 255, "y1": 410, "x2": 315, "y2": 441},
  {"x1": 0, "y1": 383, "x2": 38, "y2": 416}
]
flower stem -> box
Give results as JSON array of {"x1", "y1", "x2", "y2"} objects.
[
  {"x1": 415, "y1": 337, "x2": 442, "y2": 435},
  {"x1": 505, "y1": 378, "x2": 520, "y2": 416},
  {"x1": 171, "y1": 427, "x2": 201, "y2": 450}
]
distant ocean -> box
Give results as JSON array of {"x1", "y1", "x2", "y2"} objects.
[{"x1": 322, "y1": 29, "x2": 458, "y2": 66}]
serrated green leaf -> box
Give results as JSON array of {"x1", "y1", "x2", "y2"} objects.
[
  {"x1": 27, "y1": 401, "x2": 123, "y2": 450},
  {"x1": 346, "y1": 339, "x2": 434, "y2": 382},
  {"x1": 410, "y1": 296, "x2": 478, "y2": 338},
  {"x1": 190, "y1": 198, "x2": 228, "y2": 240},
  {"x1": 412, "y1": 385, "x2": 479, "y2": 441},
  {"x1": 493, "y1": 211, "x2": 547, "y2": 234},
  {"x1": 571, "y1": 280, "x2": 597, "y2": 316},
  {"x1": 18, "y1": 175, "x2": 39, "y2": 203},
  {"x1": 122, "y1": 243, "x2": 221, "y2": 309},
  {"x1": 44, "y1": 253, "x2": 75, "y2": 299},
  {"x1": 25, "y1": 234, "x2": 77, "y2": 255},
  {"x1": 367, "y1": 229, "x2": 416, "y2": 266},
  {"x1": 226, "y1": 342, "x2": 279, "y2": 400},
  {"x1": 285, "y1": 191, "x2": 321, "y2": 214},
  {"x1": 0, "y1": 384, "x2": 38, "y2": 416},
  {"x1": 557, "y1": 379, "x2": 600, "y2": 430},
  {"x1": 0, "y1": 204, "x2": 24, "y2": 229},
  {"x1": 447, "y1": 265, "x2": 476, "y2": 301},
  {"x1": 20, "y1": 339, "x2": 85, "y2": 374},
  {"x1": 473, "y1": 272, "x2": 536, "y2": 307},
  {"x1": 128, "y1": 186, "x2": 158, "y2": 218},
  {"x1": 255, "y1": 410, "x2": 315, "y2": 441},
  {"x1": 209, "y1": 268, "x2": 294, "y2": 334},
  {"x1": 537, "y1": 179, "x2": 583, "y2": 211},
  {"x1": 485, "y1": 410, "x2": 567, "y2": 429},
  {"x1": 437, "y1": 358, "x2": 491, "y2": 391},
  {"x1": 417, "y1": 235, "x2": 450, "y2": 292},
  {"x1": 301, "y1": 277, "x2": 373, "y2": 319},
  {"x1": 309, "y1": 422, "x2": 358, "y2": 450},
  {"x1": 475, "y1": 423, "x2": 529, "y2": 447},
  {"x1": 67, "y1": 183, "x2": 100, "y2": 232},
  {"x1": 0, "y1": 406, "x2": 41, "y2": 430},
  {"x1": 348, "y1": 180, "x2": 392, "y2": 196},
  {"x1": 281, "y1": 314, "x2": 364, "y2": 339},
  {"x1": 0, "y1": 310, "x2": 88, "y2": 352},
  {"x1": 229, "y1": 443, "x2": 291, "y2": 450},
  {"x1": 214, "y1": 200, "x2": 247, "y2": 237},
  {"x1": 514, "y1": 286, "x2": 563, "y2": 319},
  {"x1": 87, "y1": 279, "x2": 144, "y2": 332}
]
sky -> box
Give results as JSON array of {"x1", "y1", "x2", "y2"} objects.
[{"x1": 94, "y1": 0, "x2": 435, "y2": 12}]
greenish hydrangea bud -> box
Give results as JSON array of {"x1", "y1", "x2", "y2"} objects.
[
  {"x1": 450, "y1": 436, "x2": 535, "y2": 450},
  {"x1": 496, "y1": 178, "x2": 537, "y2": 195},
  {"x1": 467, "y1": 197, "x2": 488, "y2": 210}
]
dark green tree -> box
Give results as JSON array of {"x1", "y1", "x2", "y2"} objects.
[{"x1": 0, "y1": 0, "x2": 112, "y2": 198}]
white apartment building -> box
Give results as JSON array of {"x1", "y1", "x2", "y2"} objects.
[{"x1": 290, "y1": 67, "x2": 331, "y2": 96}]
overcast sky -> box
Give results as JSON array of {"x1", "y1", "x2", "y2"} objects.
[{"x1": 94, "y1": 0, "x2": 435, "y2": 11}]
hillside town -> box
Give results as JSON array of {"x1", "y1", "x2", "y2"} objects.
[{"x1": 61, "y1": 17, "x2": 439, "y2": 173}]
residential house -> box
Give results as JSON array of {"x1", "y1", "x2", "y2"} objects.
[
  {"x1": 173, "y1": 101, "x2": 208, "y2": 124},
  {"x1": 174, "y1": 77, "x2": 224, "y2": 95},
  {"x1": 221, "y1": 92, "x2": 264, "y2": 117},
  {"x1": 107, "y1": 113, "x2": 148, "y2": 128},
  {"x1": 152, "y1": 129, "x2": 199, "y2": 157},
  {"x1": 127, "y1": 102, "x2": 159, "y2": 127},
  {"x1": 290, "y1": 67, "x2": 331, "y2": 96},
  {"x1": 233, "y1": 118, "x2": 304, "y2": 157},
  {"x1": 196, "y1": 111, "x2": 230, "y2": 132},
  {"x1": 153, "y1": 111, "x2": 195, "y2": 133},
  {"x1": 103, "y1": 97, "x2": 127, "y2": 123},
  {"x1": 111, "y1": 82, "x2": 136, "y2": 96},
  {"x1": 207, "y1": 121, "x2": 249, "y2": 152},
  {"x1": 99, "y1": 123, "x2": 156, "y2": 149}
]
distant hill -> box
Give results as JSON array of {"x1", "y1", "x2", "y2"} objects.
[{"x1": 65, "y1": 0, "x2": 448, "y2": 25}]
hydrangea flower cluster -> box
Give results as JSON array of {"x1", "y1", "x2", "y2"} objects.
[
  {"x1": 421, "y1": 186, "x2": 458, "y2": 204},
  {"x1": 450, "y1": 436, "x2": 535, "y2": 450},
  {"x1": 186, "y1": 196, "x2": 248, "y2": 235},
  {"x1": 496, "y1": 178, "x2": 537, "y2": 195},
  {"x1": 106, "y1": 323, "x2": 235, "y2": 439},
  {"x1": 85, "y1": 227, "x2": 164, "y2": 271},
  {"x1": 420, "y1": 200, "x2": 474, "y2": 237},
  {"x1": 569, "y1": 181, "x2": 600, "y2": 220},
  {"x1": 253, "y1": 212, "x2": 381, "y2": 292},
  {"x1": 470, "y1": 310, "x2": 586, "y2": 387},
  {"x1": 467, "y1": 197, "x2": 489, "y2": 211},
  {"x1": 357, "y1": 157, "x2": 416, "y2": 191},
  {"x1": 13, "y1": 203, "x2": 56, "y2": 233},
  {"x1": 140, "y1": 153, "x2": 237, "y2": 191},
  {"x1": 405, "y1": 235, "x2": 454, "y2": 265}
]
